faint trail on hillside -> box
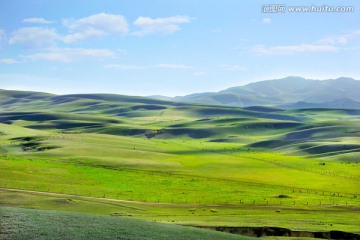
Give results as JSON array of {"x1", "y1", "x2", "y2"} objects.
[
  {"x1": 0, "y1": 187, "x2": 358, "y2": 207},
  {"x1": 0, "y1": 187, "x2": 164, "y2": 206}
]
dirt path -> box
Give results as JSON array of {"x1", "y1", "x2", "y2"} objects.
[{"x1": 0, "y1": 187, "x2": 210, "y2": 207}]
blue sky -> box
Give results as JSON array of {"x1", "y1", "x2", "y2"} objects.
[{"x1": 0, "y1": 0, "x2": 359, "y2": 96}]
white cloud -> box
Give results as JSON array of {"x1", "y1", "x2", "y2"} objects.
[
  {"x1": 253, "y1": 44, "x2": 337, "y2": 55},
  {"x1": 23, "y1": 48, "x2": 115, "y2": 62},
  {"x1": 0, "y1": 58, "x2": 19, "y2": 64},
  {"x1": 156, "y1": 63, "x2": 192, "y2": 69},
  {"x1": 62, "y1": 29, "x2": 105, "y2": 43},
  {"x1": 62, "y1": 13, "x2": 128, "y2": 43},
  {"x1": 23, "y1": 18, "x2": 54, "y2": 24},
  {"x1": 132, "y1": 16, "x2": 193, "y2": 36},
  {"x1": 318, "y1": 30, "x2": 360, "y2": 45},
  {"x1": 262, "y1": 18, "x2": 271, "y2": 24},
  {"x1": 220, "y1": 64, "x2": 247, "y2": 71},
  {"x1": 9, "y1": 27, "x2": 58, "y2": 48},
  {"x1": 104, "y1": 64, "x2": 144, "y2": 70}
]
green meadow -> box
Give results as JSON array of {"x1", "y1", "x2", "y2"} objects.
[
  {"x1": 0, "y1": 91, "x2": 360, "y2": 238},
  {"x1": 1, "y1": 206, "x2": 254, "y2": 240}
]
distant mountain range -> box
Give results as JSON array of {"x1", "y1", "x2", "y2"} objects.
[
  {"x1": 1, "y1": 76, "x2": 360, "y2": 110},
  {"x1": 150, "y1": 77, "x2": 360, "y2": 109}
]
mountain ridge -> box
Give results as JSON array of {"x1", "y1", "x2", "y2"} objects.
[{"x1": 154, "y1": 77, "x2": 360, "y2": 109}]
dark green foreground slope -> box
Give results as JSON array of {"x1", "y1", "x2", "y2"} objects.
[{"x1": 0, "y1": 207, "x2": 252, "y2": 240}]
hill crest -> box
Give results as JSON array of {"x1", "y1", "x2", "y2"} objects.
[{"x1": 158, "y1": 77, "x2": 360, "y2": 109}]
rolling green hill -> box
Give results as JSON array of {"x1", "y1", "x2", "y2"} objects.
[
  {"x1": 1, "y1": 89, "x2": 359, "y2": 158},
  {"x1": 0, "y1": 88, "x2": 359, "y2": 238}
]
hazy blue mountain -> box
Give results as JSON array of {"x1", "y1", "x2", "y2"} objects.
[{"x1": 155, "y1": 77, "x2": 360, "y2": 108}]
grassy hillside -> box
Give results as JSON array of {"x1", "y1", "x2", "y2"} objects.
[
  {"x1": 0, "y1": 206, "x2": 252, "y2": 240},
  {"x1": 0, "y1": 89, "x2": 359, "y2": 237}
]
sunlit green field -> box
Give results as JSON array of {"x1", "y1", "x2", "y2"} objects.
[{"x1": 1, "y1": 92, "x2": 360, "y2": 237}]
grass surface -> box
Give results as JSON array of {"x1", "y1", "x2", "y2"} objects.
[
  {"x1": 1, "y1": 189, "x2": 359, "y2": 234},
  {"x1": 1, "y1": 90, "x2": 360, "y2": 237},
  {"x1": 0, "y1": 206, "x2": 253, "y2": 240}
]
